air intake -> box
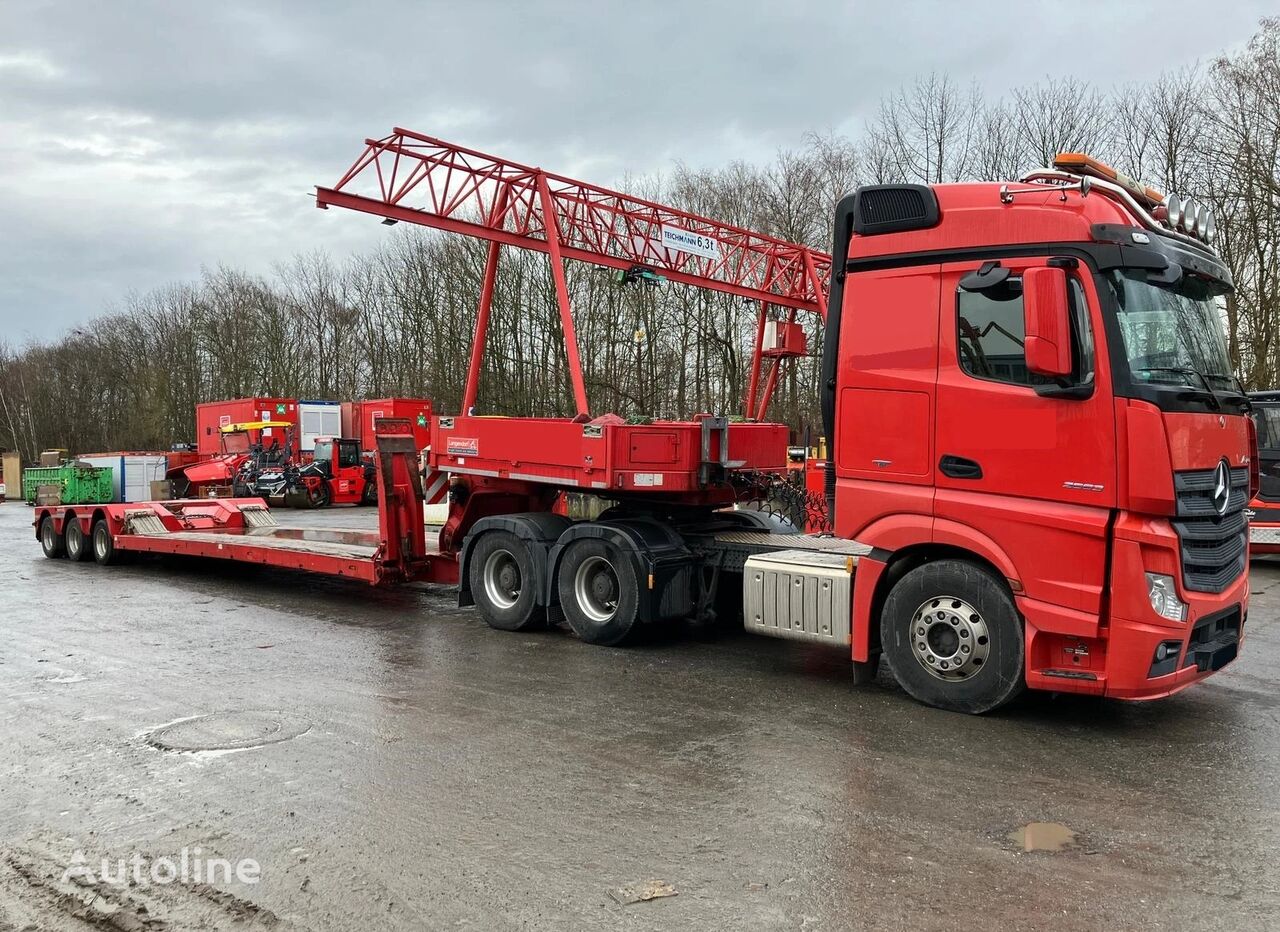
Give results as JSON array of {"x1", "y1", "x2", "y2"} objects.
[{"x1": 852, "y1": 184, "x2": 940, "y2": 236}]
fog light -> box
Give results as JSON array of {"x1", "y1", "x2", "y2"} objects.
[{"x1": 1146, "y1": 573, "x2": 1187, "y2": 622}]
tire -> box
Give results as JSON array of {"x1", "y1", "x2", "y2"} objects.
[
  {"x1": 65, "y1": 518, "x2": 92, "y2": 562},
  {"x1": 468, "y1": 531, "x2": 543, "y2": 631},
  {"x1": 39, "y1": 516, "x2": 65, "y2": 559},
  {"x1": 880, "y1": 559, "x2": 1024, "y2": 714},
  {"x1": 557, "y1": 539, "x2": 641, "y2": 646},
  {"x1": 91, "y1": 518, "x2": 123, "y2": 566},
  {"x1": 311, "y1": 481, "x2": 331, "y2": 509},
  {"x1": 361, "y1": 478, "x2": 378, "y2": 506}
]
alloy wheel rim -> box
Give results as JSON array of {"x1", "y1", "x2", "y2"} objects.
[
  {"x1": 482, "y1": 549, "x2": 521, "y2": 610},
  {"x1": 909, "y1": 595, "x2": 990, "y2": 681},
  {"x1": 574, "y1": 555, "x2": 619, "y2": 624}
]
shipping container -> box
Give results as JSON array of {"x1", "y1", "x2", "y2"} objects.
[
  {"x1": 298, "y1": 400, "x2": 341, "y2": 454},
  {"x1": 77, "y1": 453, "x2": 172, "y2": 503},
  {"x1": 195, "y1": 398, "x2": 298, "y2": 458},
  {"x1": 342, "y1": 398, "x2": 433, "y2": 452},
  {"x1": 22, "y1": 464, "x2": 113, "y2": 505}
]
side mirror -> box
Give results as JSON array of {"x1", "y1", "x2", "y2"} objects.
[{"x1": 1023, "y1": 267, "x2": 1072, "y2": 378}]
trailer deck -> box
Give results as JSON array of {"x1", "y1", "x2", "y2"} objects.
[{"x1": 112, "y1": 517, "x2": 389, "y2": 582}]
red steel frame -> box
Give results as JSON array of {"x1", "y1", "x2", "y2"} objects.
[{"x1": 315, "y1": 127, "x2": 830, "y2": 419}]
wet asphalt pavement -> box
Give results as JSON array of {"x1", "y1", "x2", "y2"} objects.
[{"x1": 2, "y1": 501, "x2": 1279, "y2": 930}]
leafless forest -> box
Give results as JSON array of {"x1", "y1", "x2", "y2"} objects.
[{"x1": 1, "y1": 20, "x2": 1277, "y2": 459}]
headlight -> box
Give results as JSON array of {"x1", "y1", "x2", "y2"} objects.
[{"x1": 1146, "y1": 573, "x2": 1187, "y2": 622}]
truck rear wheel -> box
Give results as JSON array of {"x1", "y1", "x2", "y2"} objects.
[
  {"x1": 880, "y1": 559, "x2": 1024, "y2": 714},
  {"x1": 65, "y1": 519, "x2": 92, "y2": 562},
  {"x1": 557, "y1": 539, "x2": 640, "y2": 646},
  {"x1": 469, "y1": 531, "x2": 542, "y2": 631},
  {"x1": 39, "y1": 516, "x2": 65, "y2": 559},
  {"x1": 91, "y1": 519, "x2": 123, "y2": 566}
]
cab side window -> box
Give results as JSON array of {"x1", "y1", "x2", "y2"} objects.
[
  {"x1": 957, "y1": 280, "x2": 1039, "y2": 385},
  {"x1": 957, "y1": 276, "x2": 1093, "y2": 387}
]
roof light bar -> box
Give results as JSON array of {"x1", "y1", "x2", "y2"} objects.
[{"x1": 1019, "y1": 154, "x2": 1217, "y2": 245}]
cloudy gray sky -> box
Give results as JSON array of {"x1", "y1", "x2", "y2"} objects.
[{"x1": 1, "y1": 0, "x2": 1272, "y2": 340}]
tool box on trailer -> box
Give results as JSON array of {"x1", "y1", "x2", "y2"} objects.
[{"x1": 431, "y1": 415, "x2": 787, "y2": 493}]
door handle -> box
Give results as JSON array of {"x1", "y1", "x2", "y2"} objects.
[{"x1": 939, "y1": 454, "x2": 983, "y2": 480}]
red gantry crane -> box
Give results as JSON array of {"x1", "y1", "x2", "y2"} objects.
[{"x1": 315, "y1": 126, "x2": 830, "y2": 422}]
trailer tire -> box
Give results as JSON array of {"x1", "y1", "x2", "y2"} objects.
[
  {"x1": 880, "y1": 559, "x2": 1023, "y2": 714},
  {"x1": 39, "y1": 516, "x2": 65, "y2": 559},
  {"x1": 557, "y1": 539, "x2": 641, "y2": 646},
  {"x1": 91, "y1": 519, "x2": 124, "y2": 566},
  {"x1": 65, "y1": 519, "x2": 92, "y2": 562},
  {"x1": 469, "y1": 531, "x2": 543, "y2": 631}
]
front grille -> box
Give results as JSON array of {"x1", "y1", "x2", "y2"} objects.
[{"x1": 1172, "y1": 466, "x2": 1248, "y2": 593}]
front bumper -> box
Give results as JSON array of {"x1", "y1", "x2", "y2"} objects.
[
  {"x1": 1021, "y1": 513, "x2": 1248, "y2": 700},
  {"x1": 1099, "y1": 517, "x2": 1247, "y2": 700}
]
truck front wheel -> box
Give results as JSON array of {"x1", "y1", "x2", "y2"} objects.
[
  {"x1": 469, "y1": 531, "x2": 542, "y2": 631},
  {"x1": 557, "y1": 539, "x2": 641, "y2": 646},
  {"x1": 880, "y1": 559, "x2": 1024, "y2": 714}
]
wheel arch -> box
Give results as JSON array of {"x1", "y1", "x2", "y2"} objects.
[
  {"x1": 458, "y1": 512, "x2": 573, "y2": 608},
  {"x1": 546, "y1": 518, "x2": 693, "y2": 620},
  {"x1": 859, "y1": 541, "x2": 1019, "y2": 663}
]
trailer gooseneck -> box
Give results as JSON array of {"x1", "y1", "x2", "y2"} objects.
[{"x1": 36, "y1": 136, "x2": 1252, "y2": 714}]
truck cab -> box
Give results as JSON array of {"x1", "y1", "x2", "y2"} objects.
[
  {"x1": 1247, "y1": 391, "x2": 1280, "y2": 554},
  {"x1": 821, "y1": 156, "x2": 1251, "y2": 710}
]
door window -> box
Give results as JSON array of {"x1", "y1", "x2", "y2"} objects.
[{"x1": 956, "y1": 276, "x2": 1093, "y2": 387}]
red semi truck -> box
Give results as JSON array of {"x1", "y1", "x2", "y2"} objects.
[{"x1": 32, "y1": 135, "x2": 1251, "y2": 714}]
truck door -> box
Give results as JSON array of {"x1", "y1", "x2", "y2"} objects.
[
  {"x1": 831, "y1": 264, "x2": 941, "y2": 541},
  {"x1": 933, "y1": 257, "x2": 1116, "y2": 614}
]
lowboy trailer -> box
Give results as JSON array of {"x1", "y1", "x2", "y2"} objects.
[{"x1": 34, "y1": 133, "x2": 1254, "y2": 715}]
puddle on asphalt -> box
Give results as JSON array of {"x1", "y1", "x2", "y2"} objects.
[
  {"x1": 146, "y1": 710, "x2": 311, "y2": 753},
  {"x1": 1008, "y1": 822, "x2": 1078, "y2": 852}
]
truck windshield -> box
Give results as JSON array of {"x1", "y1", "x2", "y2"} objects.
[{"x1": 1106, "y1": 269, "x2": 1235, "y2": 393}]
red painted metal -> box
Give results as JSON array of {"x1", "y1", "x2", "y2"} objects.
[
  {"x1": 432, "y1": 415, "x2": 787, "y2": 497},
  {"x1": 463, "y1": 185, "x2": 510, "y2": 415},
  {"x1": 316, "y1": 127, "x2": 830, "y2": 417}
]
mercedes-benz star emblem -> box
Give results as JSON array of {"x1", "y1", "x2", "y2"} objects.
[{"x1": 1212, "y1": 458, "x2": 1231, "y2": 517}]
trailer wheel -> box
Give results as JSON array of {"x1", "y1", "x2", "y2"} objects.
[
  {"x1": 91, "y1": 519, "x2": 123, "y2": 566},
  {"x1": 558, "y1": 539, "x2": 641, "y2": 646},
  {"x1": 469, "y1": 531, "x2": 542, "y2": 631},
  {"x1": 65, "y1": 518, "x2": 92, "y2": 562},
  {"x1": 39, "y1": 516, "x2": 65, "y2": 559},
  {"x1": 880, "y1": 559, "x2": 1024, "y2": 714}
]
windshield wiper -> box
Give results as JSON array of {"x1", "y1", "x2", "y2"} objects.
[{"x1": 1135, "y1": 366, "x2": 1223, "y2": 411}]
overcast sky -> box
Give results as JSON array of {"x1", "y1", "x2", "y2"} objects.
[{"x1": 0, "y1": 0, "x2": 1272, "y2": 341}]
